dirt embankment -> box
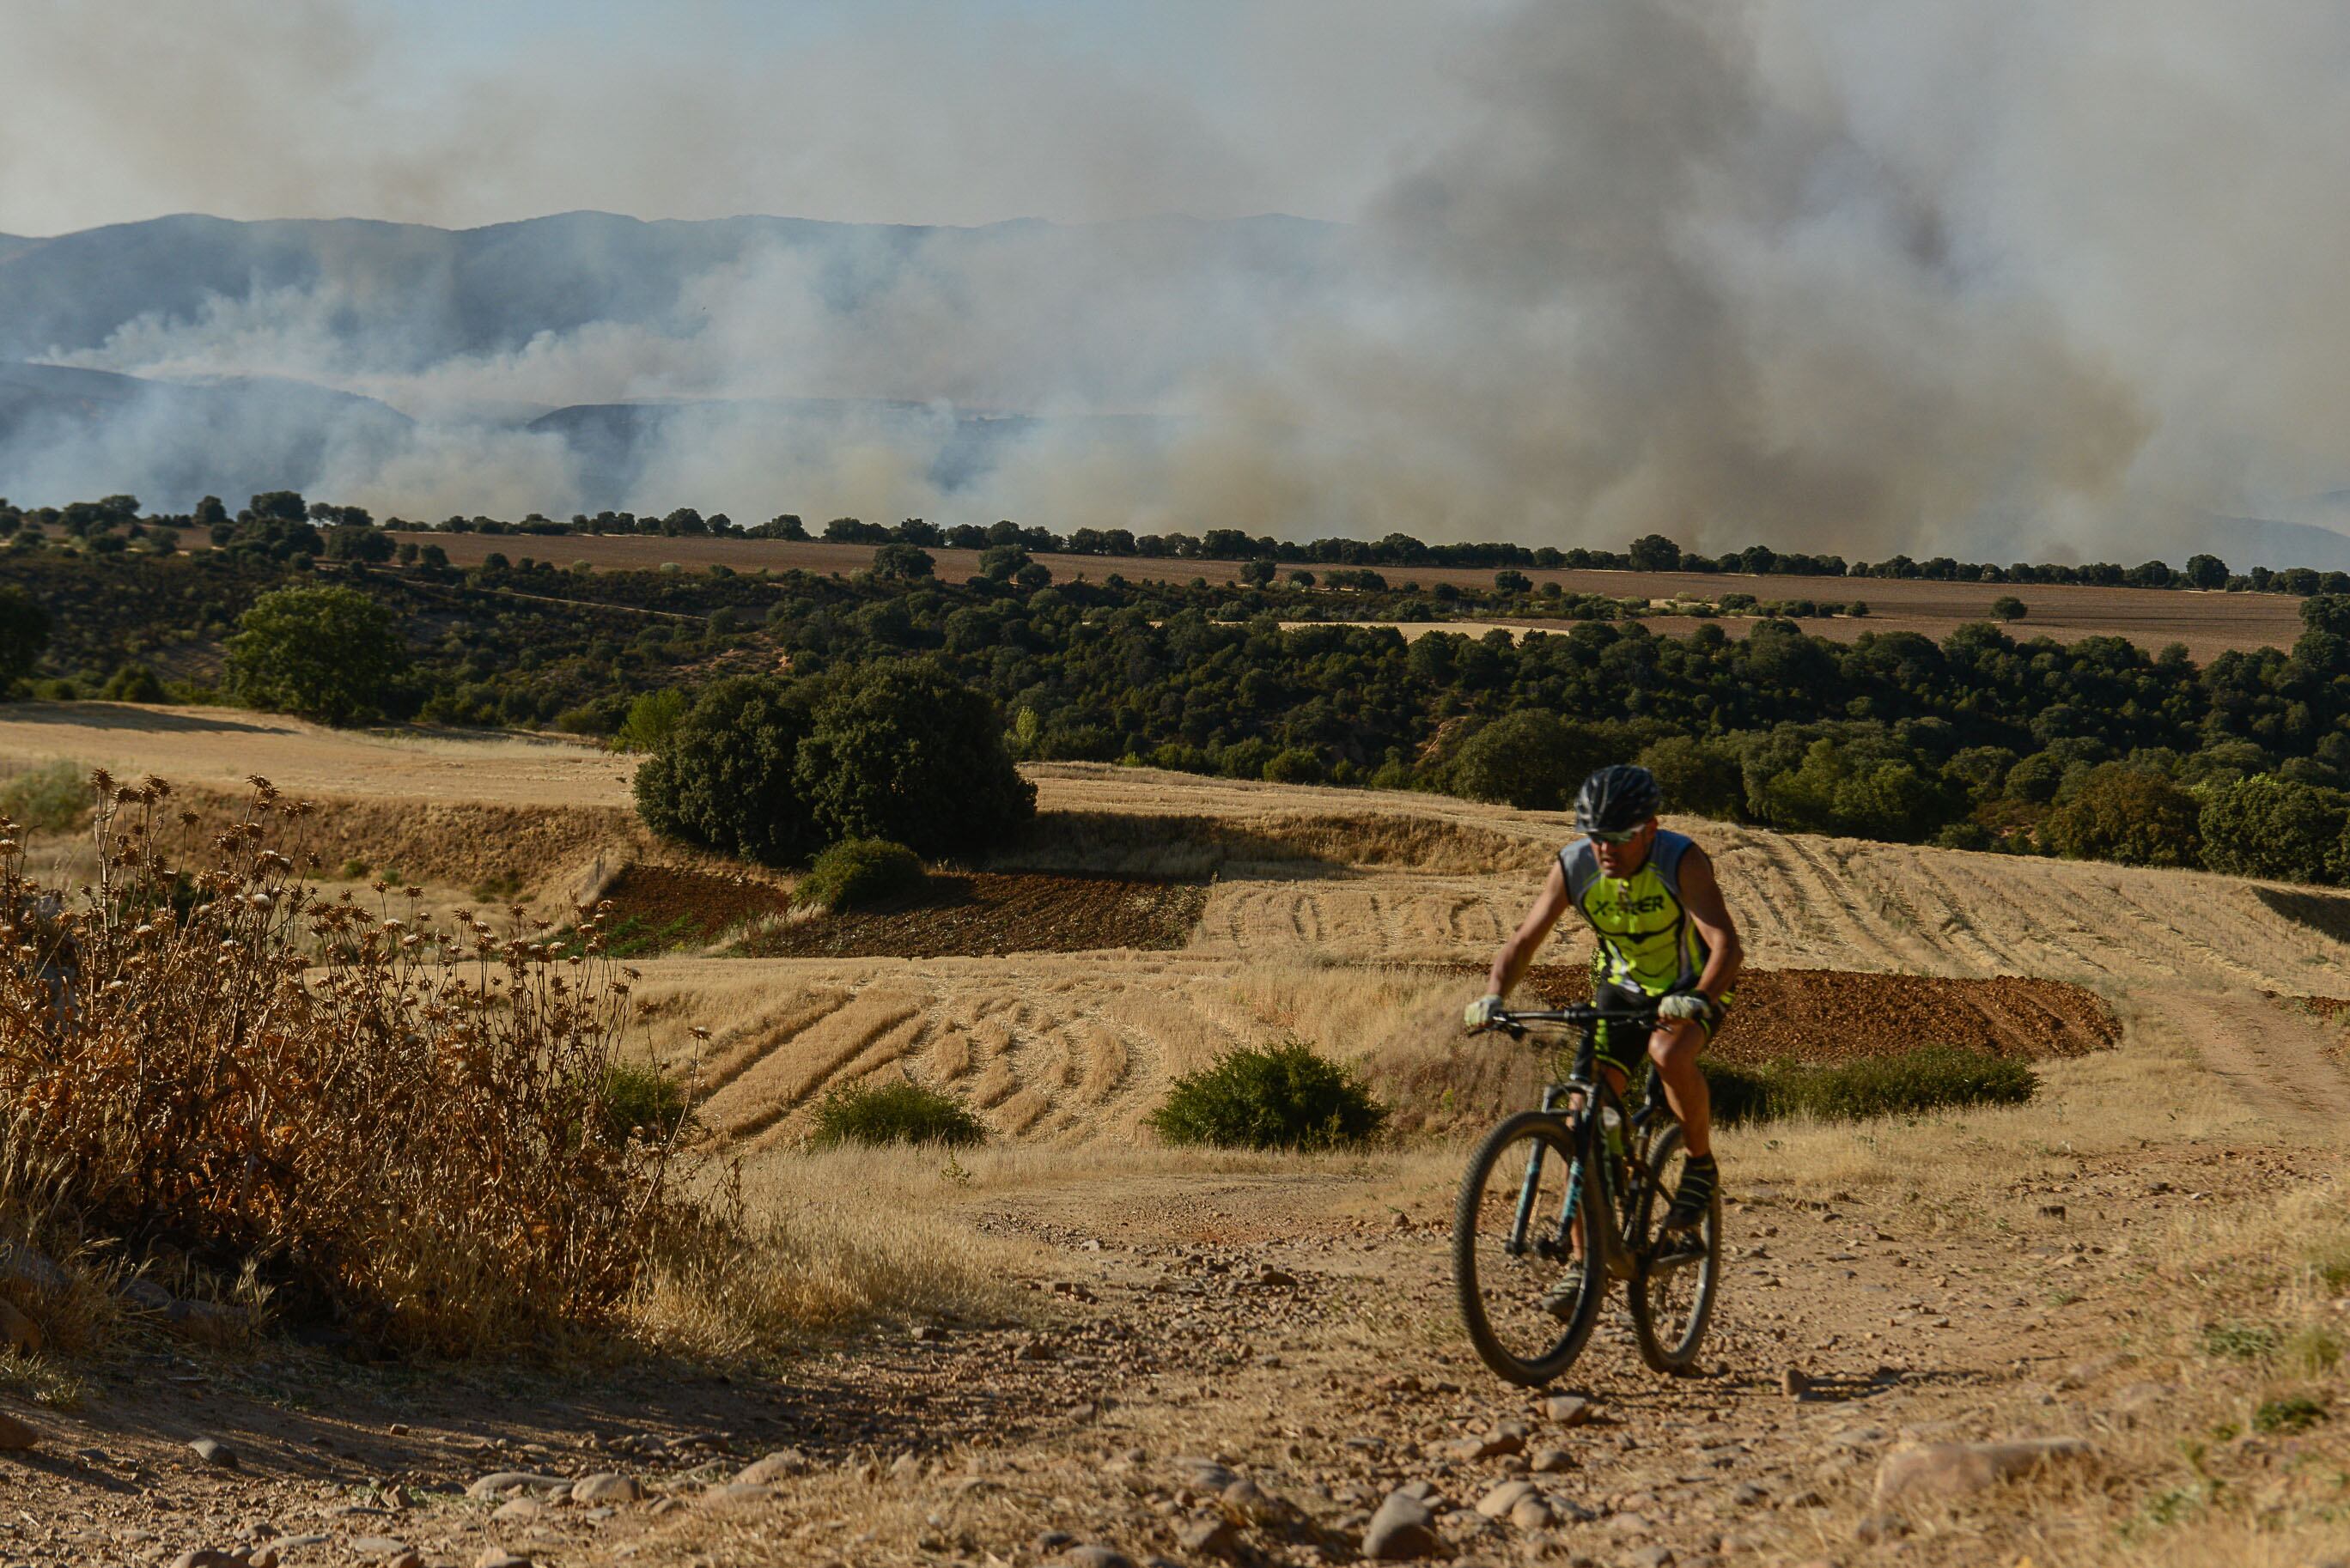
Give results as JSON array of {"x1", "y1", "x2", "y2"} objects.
[{"x1": 733, "y1": 872, "x2": 1210, "y2": 958}]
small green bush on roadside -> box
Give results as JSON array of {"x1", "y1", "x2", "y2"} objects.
[
  {"x1": 808, "y1": 1081, "x2": 985, "y2": 1149},
  {"x1": 1148, "y1": 1042, "x2": 1390, "y2": 1151},
  {"x1": 600, "y1": 1061, "x2": 695, "y2": 1144},
  {"x1": 1704, "y1": 1046, "x2": 2037, "y2": 1125},
  {"x1": 0, "y1": 760, "x2": 89, "y2": 832},
  {"x1": 795, "y1": 839, "x2": 926, "y2": 912},
  {"x1": 2252, "y1": 1393, "x2": 2328, "y2": 1434}
]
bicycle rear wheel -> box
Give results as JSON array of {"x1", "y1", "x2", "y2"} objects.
[
  {"x1": 1452, "y1": 1109, "x2": 1606, "y2": 1386},
  {"x1": 1626, "y1": 1121, "x2": 1721, "y2": 1374}
]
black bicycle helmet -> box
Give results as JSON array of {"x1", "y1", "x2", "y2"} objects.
[{"x1": 1574, "y1": 764, "x2": 1663, "y2": 832}]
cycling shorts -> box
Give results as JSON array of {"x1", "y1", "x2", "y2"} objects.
[{"x1": 1592, "y1": 983, "x2": 1728, "y2": 1078}]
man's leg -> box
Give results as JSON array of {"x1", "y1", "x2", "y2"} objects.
[
  {"x1": 1648, "y1": 1021, "x2": 1711, "y2": 1157},
  {"x1": 1649, "y1": 1021, "x2": 1716, "y2": 1229}
]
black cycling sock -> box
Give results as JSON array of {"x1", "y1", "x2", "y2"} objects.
[{"x1": 1671, "y1": 1154, "x2": 1718, "y2": 1219}]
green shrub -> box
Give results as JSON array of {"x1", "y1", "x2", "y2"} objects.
[
  {"x1": 2252, "y1": 1394, "x2": 2328, "y2": 1434},
  {"x1": 2202, "y1": 1321, "x2": 2280, "y2": 1360},
  {"x1": 613, "y1": 688, "x2": 688, "y2": 753},
  {"x1": 796, "y1": 839, "x2": 925, "y2": 912},
  {"x1": 1704, "y1": 1046, "x2": 2037, "y2": 1125},
  {"x1": 0, "y1": 760, "x2": 89, "y2": 832},
  {"x1": 808, "y1": 1080, "x2": 985, "y2": 1149},
  {"x1": 1147, "y1": 1042, "x2": 1390, "y2": 1151},
  {"x1": 99, "y1": 663, "x2": 166, "y2": 702},
  {"x1": 600, "y1": 1061, "x2": 694, "y2": 1144}
]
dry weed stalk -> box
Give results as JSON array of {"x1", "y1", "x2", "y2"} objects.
[{"x1": 0, "y1": 771, "x2": 698, "y2": 1356}]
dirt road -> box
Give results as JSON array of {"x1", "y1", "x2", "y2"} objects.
[{"x1": 2, "y1": 1054, "x2": 2339, "y2": 1567}]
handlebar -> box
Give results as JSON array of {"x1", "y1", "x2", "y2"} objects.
[{"x1": 1479, "y1": 1004, "x2": 1660, "y2": 1037}]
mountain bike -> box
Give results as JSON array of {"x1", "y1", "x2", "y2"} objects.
[{"x1": 1452, "y1": 1004, "x2": 1722, "y2": 1385}]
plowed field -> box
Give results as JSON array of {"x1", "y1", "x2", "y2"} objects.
[{"x1": 1507, "y1": 962, "x2": 2118, "y2": 1064}]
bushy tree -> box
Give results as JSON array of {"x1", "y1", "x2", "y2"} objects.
[
  {"x1": 632, "y1": 675, "x2": 825, "y2": 866},
  {"x1": 793, "y1": 659, "x2": 1035, "y2": 857},
  {"x1": 324, "y1": 523, "x2": 394, "y2": 562},
  {"x1": 869, "y1": 543, "x2": 934, "y2": 582},
  {"x1": 2040, "y1": 763, "x2": 2204, "y2": 867},
  {"x1": 2200, "y1": 775, "x2": 2350, "y2": 884},
  {"x1": 223, "y1": 586, "x2": 405, "y2": 726},
  {"x1": 1756, "y1": 738, "x2": 1951, "y2": 842},
  {"x1": 1636, "y1": 734, "x2": 1744, "y2": 820},
  {"x1": 1628, "y1": 533, "x2": 1684, "y2": 572},
  {"x1": 1448, "y1": 711, "x2": 1603, "y2": 811}
]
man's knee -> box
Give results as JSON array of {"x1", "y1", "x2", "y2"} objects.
[{"x1": 1649, "y1": 1023, "x2": 1703, "y2": 1069}]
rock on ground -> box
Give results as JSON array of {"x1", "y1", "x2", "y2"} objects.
[{"x1": 1363, "y1": 1489, "x2": 1440, "y2": 1560}]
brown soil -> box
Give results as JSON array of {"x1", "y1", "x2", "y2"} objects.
[
  {"x1": 734, "y1": 872, "x2": 1211, "y2": 958},
  {"x1": 594, "y1": 865, "x2": 791, "y2": 951},
  {"x1": 1510, "y1": 963, "x2": 2122, "y2": 1066}
]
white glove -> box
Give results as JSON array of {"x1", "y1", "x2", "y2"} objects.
[
  {"x1": 1659, "y1": 993, "x2": 1719, "y2": 1027},
  {"x1": 1464, "y1": 994, "x2": 1506, "y2": 1031}
]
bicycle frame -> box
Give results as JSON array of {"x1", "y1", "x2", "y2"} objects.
[{"x1": 1495, "y1": 1007, "x2": 1670, "y2": 1279}]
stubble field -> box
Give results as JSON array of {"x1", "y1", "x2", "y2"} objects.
[{"x1": 1, "y1": 703, "x2": 2346, "y2": 1566}]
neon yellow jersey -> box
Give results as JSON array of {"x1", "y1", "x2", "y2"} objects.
[{"x1": 1559, "y1": 830, "x2": 1709, "y2": 998}]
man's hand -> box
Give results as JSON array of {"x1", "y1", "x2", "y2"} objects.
[
  {"x1": 1464, "y1": 994, "x2": 1506, "y2": 1032},
  {"x1": 1659, "y1": 992, "x2": 1720, "y2": 1028}
]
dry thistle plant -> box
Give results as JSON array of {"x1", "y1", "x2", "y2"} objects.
[{"x1": 0, "y1": 770, "x2": 699, "y2": 1357}]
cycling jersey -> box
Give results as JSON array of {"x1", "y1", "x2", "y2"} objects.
[{"x1": 1557, "y1": 830, "x2": 1709, "y2": 998}]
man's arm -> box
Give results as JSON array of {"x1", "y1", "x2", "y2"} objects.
[
  {"x1": 1676, "y1": 845, "x2": 1744, "y2": 1005},
  {"x1": 1485, "y1": 859, "x2": 1575, "y2": 1000}
]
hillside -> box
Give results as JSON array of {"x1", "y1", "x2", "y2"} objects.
[
  {"x1": 8, "y1": 707, "x2": 2346, "y2": 1146},
  {"x1": 1, "y1": 714, "x2": 2345, "y2": 1565}
]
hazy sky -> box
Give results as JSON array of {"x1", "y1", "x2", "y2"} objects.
[
  {"x1": 0, "y1": 0, "x2": 1503, "y2": 235},
  {"x1": 13, "y1": 0, "x2": 2350, "y2": 558}
]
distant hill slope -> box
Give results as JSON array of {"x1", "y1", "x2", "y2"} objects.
[
  {"x1": 0, "y1": 210, "x2": 1340, "y2": 366},
  {"x1": 2213, "y1": 515, "x2": 2350, "y2": 571},
  {"x1": 0, "y1": 360, "x2": 412, "y2": 504}
]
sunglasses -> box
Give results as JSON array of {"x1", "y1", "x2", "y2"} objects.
[{"x1": 1587, "y1": 828, "x2": 1645, "y2": 846}]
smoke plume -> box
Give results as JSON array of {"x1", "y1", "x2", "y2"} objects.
[{"x1": 7, "y1": 1, "x2": 2350, "y2": 562}]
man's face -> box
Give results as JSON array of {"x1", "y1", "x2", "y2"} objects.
[{"x1": 1592, "y1": 818, "x2": 1659, "y2": 879}]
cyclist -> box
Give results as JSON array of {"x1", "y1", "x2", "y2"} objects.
[{"x1": 1464, "y1": 763, "x2": 1744, "y2": 1232}]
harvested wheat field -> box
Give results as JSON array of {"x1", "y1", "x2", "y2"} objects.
[{"x1": 3, "y1": 715, "x2": 2348, "y2": 1567}]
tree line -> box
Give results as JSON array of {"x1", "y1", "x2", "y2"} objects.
[
  {"x1": 11, "y1": 510, "x2": 2350, "y2": 890},
  {"x1": 7, "y1": 490, "x2": 2348, "y2": 598}
]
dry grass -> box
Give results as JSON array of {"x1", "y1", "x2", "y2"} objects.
[{"x1": 0, "y1": 773, "x2": 694, "y2": 1357}]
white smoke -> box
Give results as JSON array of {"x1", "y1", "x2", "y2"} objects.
[{"x1": 9, "y1": 1, "x2": 2350, "y2": 560}]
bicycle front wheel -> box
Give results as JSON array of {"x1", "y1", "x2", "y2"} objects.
[
  {"x1": 1452, "y1": 1109, "x2": 1606, "y2": 1386},
  {"x1": 1626, "y1": 1121, "x2": 1722, "y2": 1374}
]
